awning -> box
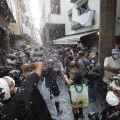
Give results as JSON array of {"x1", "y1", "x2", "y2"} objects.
[
  {"x1": 76, "y1": 0, "x2": 88, "y2": 9},
  {"x1": 53, "y1": 30, "x2": 98, "y2": 44}
]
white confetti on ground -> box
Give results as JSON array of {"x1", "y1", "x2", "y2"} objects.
[{"x1": 38, "y1": 78, "x2": 107, "y2": 120}]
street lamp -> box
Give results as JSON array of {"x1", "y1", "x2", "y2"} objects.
[{"x1": 97, "y1": 32, "x2": 99, "y2": 35}]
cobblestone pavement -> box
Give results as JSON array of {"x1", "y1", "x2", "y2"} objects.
[{"x1": 38, "y1": 78, "x2": 107, "y2": 120}]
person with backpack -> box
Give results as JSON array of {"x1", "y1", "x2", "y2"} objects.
[{"x1": 0, "y1": 62, "x2": 52, "y2": 120}]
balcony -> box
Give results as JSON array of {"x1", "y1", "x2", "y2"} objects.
[
  {"x1": 71, "y1": 10, "x2": 95, "y2": 30},
  {"x1": 70, "y1": 0, "x2": 78, "y2": 3},
  {"x1": 22, "y1": 23, "x2": 32, "y2": 37},
  {"x1": 0, "y1": 0, "x2": 16, "y2": 23}
]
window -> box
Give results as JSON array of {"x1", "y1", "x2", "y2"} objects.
[
  {"x1": 51, "y1": 0, "x2": 61, "y2": 14},
  {"x1": 76, "y1": 0, "x2": 88, "y2": 16},
  {"x1": 78, "y1": 3, "x2": 87, "y2": 15}
]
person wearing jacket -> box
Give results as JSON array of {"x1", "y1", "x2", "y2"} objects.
[
  {"x1": 0, "y1": 62, "x2": 52, "y2": 120},
  {"x1": 42, "y1": 59, "x2": 63, "y2": 116}
]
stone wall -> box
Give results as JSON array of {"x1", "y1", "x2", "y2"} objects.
[{"x1": 99, "y1": 0, "x2": 117, "y2": 64}]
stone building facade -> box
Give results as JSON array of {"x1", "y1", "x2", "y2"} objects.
[
  {"x1": 0, "y1": 0, "x2": 41, "y2": 53},
  {"x1": 40, "y1": 0, "x2": 66, "y2": 46},
  {"x1": 0, "y1": 0, "x2": 16, "y2": 53},
  {"x1": 10, "y1": 0, "x2": 34, "y2": 49}
]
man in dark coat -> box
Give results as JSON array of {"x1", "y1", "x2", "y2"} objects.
[
  {"x1": 43, "y1": 59, "x2": 62, "y2": 116},
  {"x1": 0, "y1": 62, "x2": 52, "y2": 120}
]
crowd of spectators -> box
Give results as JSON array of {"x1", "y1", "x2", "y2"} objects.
[{"x1": 0, "y1": 41, "x2": 120, "y2": 120}]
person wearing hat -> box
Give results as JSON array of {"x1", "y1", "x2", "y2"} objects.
[
  {"x1": 63, "y1": 61, "x2": 84, "y2": 119},
  {"x1": 2, "y1": 76, "x2": 15, "y2": 92},
  {"x1": 52, "y1": 54, "x2": 64, "y2": 74},
  {"x1": 32, "y1": 52, "x2": 43, "y2": 63},
  {"x1": 87, "y1": 54, "x2": 102, "y2": 102},
  {"x1": 0, "y1": 54, "x2": 17, "y2": 78},
  {"x1": 25, "y1": 52, "x2": 33, "y2": 64},
  {"x1": 106, "y1": 75, "x2": 120, "y2": 108},
  {"x1": 16, "y1": 52, "x2": 27, "y2": 70},
  {"x1": 18, "y1": 52, "x2": 26, "y2": 63},
  {"x1": 0, "y1": 54, "x2": 23, "y2": 88},
  {"x1": 103, "y1": 49, "x2": 120, "y2": 85},
  {"x1": 0, "y1": 76, "x2": 15, "y2": 111},
  {"x1": 77, "y1": 40, "x2": 84, "y2": 51},
  {"x1": 77, "y1": 51, "x2": 90, "y2": 77},
  {"x1": 42, "y1": 59, "x2": 63, "y2": 116}
]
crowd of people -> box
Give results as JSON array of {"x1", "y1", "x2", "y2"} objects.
[{"x1": 0, "y1": 41, "x2": 120, "y2": 120}]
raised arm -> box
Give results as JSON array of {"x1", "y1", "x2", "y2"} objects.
[
  {"x1": 63, "y1": 74, "x2": 74, "y2": 86},
  {"x1": 22, "y1": 62, "x2": 44, "y2": 77}
]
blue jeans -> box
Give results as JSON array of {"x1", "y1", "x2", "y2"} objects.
[{"x1": 89, "y1": 78, "x2": 99, "y2": 102}]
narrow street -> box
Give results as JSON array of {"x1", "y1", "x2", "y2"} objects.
[
  {"x1": 38, "y1": 77, "x2": 107, "y2": 120},
  {"x1": 38, "y1": 77, "x2": 74, "y2": 120},
  {"x1": 0, "y1": 0, "x2": 120, "y2": 120}
]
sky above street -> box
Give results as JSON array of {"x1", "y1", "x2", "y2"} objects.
[{"x1": 30, "y1": 0, "x2": 43, "y2": 29}]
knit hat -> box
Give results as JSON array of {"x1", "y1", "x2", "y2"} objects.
[
  {"x1": 106, "y1": 91, "x2": 119, "y2": 106},
  {"x1": 3, "y1": 76, "x2": 15, "y2": 86},
  {"x1": 0, "y1": 78, "x2": 11, "y2": 101},
  {"x1": 19, "y1": 52, "x2": 26, "y2": 57},
  {"x1": 67, "y1": 47, "x2": 72, "y2": 51},
  {"x1": 111, "y1": 49, "x2": 119, "y2": 54}
]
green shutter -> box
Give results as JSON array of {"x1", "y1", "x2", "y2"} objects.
[
  {"x1": 71, "y1": 23, "x2": 82, "y2": 30},
  {"x1": 68, "y1": 9, "x2": 72, "y2": 16},
  {"x1": 76, "y1": 0, "x2": 88, "y2": 9}
]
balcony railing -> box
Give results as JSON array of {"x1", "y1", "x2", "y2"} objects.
[
  {"x1": 71, "y1": 10, "x2": 95, "y2": 30},
  {"x1": 0, "y1": 0, "x2": 16, "y2": 23}
]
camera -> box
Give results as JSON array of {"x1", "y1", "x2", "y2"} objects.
[
  {"x1": 88, "y1": 112, "x2": 99, "y2": 120},
  {"x1": 0, "y1": 88, "x2": 4, "y2": 103}
]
